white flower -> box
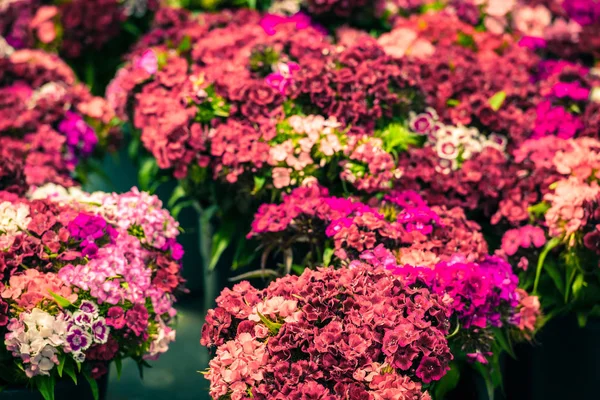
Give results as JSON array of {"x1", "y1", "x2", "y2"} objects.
[
  {"x1": 0, "y1": 202, "x2": 31, "y2": 248},
  {"x1": 121, "y1": 0, "x2": 148, "y2": 17}
]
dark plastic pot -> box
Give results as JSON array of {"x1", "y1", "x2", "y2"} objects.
[
  {"x1": 504, "y1": 316, "x2": 600, "y2": 400},
  {"x1": 1, "y1": 374, "x2": 108, "y2": 400}
]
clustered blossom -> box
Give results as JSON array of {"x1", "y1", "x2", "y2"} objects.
[
  {"x1": 202, "y1": 264, "x2": 451, "y2": 399},
  {"x1": 364, "y1": 247, "x2": 537, "y2": 362},
  {"x1": 0, "y1": 185, "x2": 183, "y2": 386},
  {"x1": 249, "y1": 185, "x2": 488, "y2": 266},
  {"x1": 0, "y1": 49, "x2": 118, "y2": 190},
  {"x1": 0, "y1": 0, "x2": 158, "y2": 58}
]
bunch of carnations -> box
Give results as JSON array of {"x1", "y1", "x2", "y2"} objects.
[
  {"x1": 0, "y1": 0, "x2": 158, "y2": 58},
  {"x1": 201, "y1": 263, "x2": 452, "y2": 400},
  {"x1": 249, "y1": 186, "x2": 488, "y2": 270},
  {"x1": 492, "y1": 136, "x2": 600, "y2": 324},
  {"x1": 249, "y1": 186, "x2": 539, "y2": 366},
  {"x1": 0, "y1": 184, "x2": 184, "y2": 399},
  {"x1": 0, "y1": 48, "x2": 119, "y2": 191}
]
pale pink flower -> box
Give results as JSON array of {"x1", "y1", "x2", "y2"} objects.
[
  {"x1": 485, "y1": 0, "x2": 515, "y2": 17},
  {"x1": 272, "y1": 167, "x2": 292, "y2": 189},
  {"x1": 513, "y1": 5, "x2": 552, "y2": 38}
]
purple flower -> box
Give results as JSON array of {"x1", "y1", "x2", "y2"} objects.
[
  {"x1": 66, "y1": 327, "x2": 92, "y2": 352},
  {"x1": 551, "y1": 82, "x2": 591, "y2": 101},
  {"x1": 260, "y1": 12, "x2": 326, "y2": 36},
  {"x1": 67, "y1": 213, "x2": 117, "y2": 258},
  {"x1": 57, "y1": 112, "x2": 98, "y2": 168},
  {"x1": 563, "y1": 0, "x2": 600, "y2": 26},
  {"x1": 79, "y1": 300, "x2": 99, "y2": 316},
  {"x1": 92, "y1": 319, "x2": 110, "y2": 344},
  {"x1": 519, "y1": 36, "x2": 547, "y2": 50},
  {"x1": 72, "y1": 311, "x2": 94, "y2": 327}
]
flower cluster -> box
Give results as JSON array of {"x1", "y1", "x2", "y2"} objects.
[
  {"x1": 0, "y1": 0, "x2": 158, "y2": 58},
  {"x1": 249, "y1": 186, "x2": 489, "y2": 268},
  {"x1": 0, "y1": 49, "x2": 119, "y2": 191},
  {"x1": 201, "y1": 263, "x2": 451, "y2": 399},
  {"x1": 0, "y1": 184, "x2": 184, "y2": 394}
]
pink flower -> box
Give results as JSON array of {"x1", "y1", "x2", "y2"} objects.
[
  {"x1": 513, "y1": 6, "x2": 552, "y2": 38},
  {"x1": 272, "y1": 167, "x2": 292, "y2": 189}
]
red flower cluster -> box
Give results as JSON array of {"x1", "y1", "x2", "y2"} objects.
[
  {"x1": 201, "y1": 263, "x2": 451, "y2": 399},
  {"x1": 0, "y1": 49, "x2": 118, "y2": 190}
]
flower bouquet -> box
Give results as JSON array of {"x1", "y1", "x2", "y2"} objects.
[
  {"x1": 0, "y1": 184, "x2": 184, "y2": 399},
  {"x1": 201, "y1": 263, "x2": 452, "y2": 399},
  {"x1": 0, "y1": 48, "x2": 120, "y2": 189}
]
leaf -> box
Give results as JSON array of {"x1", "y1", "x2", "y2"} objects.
[
  {"x1": 229, "y1": 269, "x2": 280, "y2": 282},
  {"x1": 446, "y1": 99, "x2": 460, "y2": 107},
  {"x1": 434, "y1": 362, "x2": 460, "y2": 399},
  {"x1": 57, "y1": 353, "x2": 66, "y2": 378},
  {"x1": 115, "y1": 357, "x2": 123, "y2": 380},
  {"x1": 84, "y1": 371, "x2": 99, "y2": 400},
  {"x1": 208, "y1": 220, "x2": 236, "y2": 271},
  {"x1": 253, "y1": 176, "x2": 266, "y2": 194},
  {"x1": 322, "y1": 247, "x2": 334, "y2": 267},
  {"x1": 168, "y1": 185, "x2": 187, "y2": 208},
  {"x1": 48, "y1": 290, "x2": 72, "y2": 308},
  {"x1": 491, "y1": 327, "x2": 516, "y2": 359},
  {"x1": 138, "y1": 158, "x2": 158, "y2": 192},
  {"x1": 178, "y1": 36, "x2": 191, "y2": 53},
  {"x1": 572, "y1": 273, "x2": 585, "y2": 298},
  {"x1": 543, "y1": 259, "x2": 565, "y2": 296},
  {"x1": 457, "y1": 32, "x2": 476, "y2": 50},
  {"x1": 171, "y1": 200, "x2": 195, "y2": 219},
  {"x1": 64, "y1": 363, "x2": 77, "y2": 385},
  {"x1": 36, "y1": 376, "x2": 55, "y2": 400},
  {"x1": 533, "y1": 237, "x2": 562, "y2": 295},
  {"x1": 257, "y1": 311, "x2": 283, "y2": 334},
  {"x1": 488, "y1": 91, "x2": 507, "y2": 111}
]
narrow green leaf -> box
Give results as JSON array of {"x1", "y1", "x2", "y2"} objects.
[
  {"x1": 115, "y1": 357, "x2": 123, "y2": 380},
  {"x1": 37, "y1": 376, "x2": 55, "y2": 400},
  {"x1": 65, "y1": 363, "x2": 77, "y2": 385},
  {"x1": 178, "y1": 35, "x2": 191, "y2": 53},
  {"x1": 168, "y1": 185, "x2": 187, "y2": 208},
  {"x1": 572, "y1": 273, "x2": 585, "y2": 298},
  {"x1": 257, "y1": 311, "x2": 283, "y2": 334},
  {"x1": 138, "y1": 158, "x2": 158, "y2": 191},
  {"x1": 83, "y1": 371, "x2": 99, "y2": 400},
  {"x1": 491, "y1": 328, "x2": 516, "y2": 359},
  {"x1": 544, "y1": 259, "x2": 565, "y2": 296},
  {"x1": 533, "y1": 237, "x2": 562, "y2": 294},
  {"x1": 434, "y1": 362, "x2": 460, "y2": 399},
  {"x1": 229, "y1": 269, "x2": 280, "y2": 282},
  {"x1": 57, "y1": 354, "x2": 66, "y2": 377},
  {"x1": 489, "y1": 91, "x2": 507, "y2": 111},
  {"x1": 48, "y1": 290, "x2": 72, "y2": 308},
  {"x1": 253, "y1": 176, "x2": 266, "y2": 194},
  {"x1": 209, "y1": 221, "x2": 235, "y2": 271},
  {"x1": 323, "y1": 248, "x2": 334, "y2": 267}
]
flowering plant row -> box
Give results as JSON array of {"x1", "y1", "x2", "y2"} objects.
[
  {"x1": 0, "y1": 47, "x2": 119, "y2": 192},
  {"x1": 0, "y1": 185, "x2": 184, "y2": 400}
]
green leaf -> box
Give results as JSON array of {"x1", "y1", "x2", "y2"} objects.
[
  {"x1": 229, "y1": 269, "x2": 280, "y2": 282},
  {"x1": 253, "y1": 176, "x2": 266, "y2": 194},
  {"x1": 446, "y1": 99, "x2": 460, "y2": 107},
  {"x1": 83, "y1": 371, "x2": 99, "y2": 400},
  {"x1": 209, "y1": 220, "x2": 236, "y2": 271},
  {"x1": 577, "y1": 312, "x2": 588, "y2": 327},
  {"x1": 534, "y1": 237, "x2": 562, "y2": 294},
  {"x1": 489, "y1": 91, "x2": 507, "y2": 111},
  {"x1": 434, "y1": 362, "x2": 460, "y2": 399},
  {"x1": 257, "y1": 311, "x2": 283, "y2": 334},
  {"x1": 544, "y1": 259, "x2": 565, "y2": 296},
  {"x1": 115, "y1": 357, "x2": 123, "y2": 380},
  {"x1": 36, "y1": 376, "x2": 55, "y2": 400},
  {"x1": 48, "y1": 290, "x2": 72, "y2": 308},
  {"x1": 57, "y1": 354, "x2": 66, "y2": 378},
  {"x1": 178, "y1": 35, "x2": 191, "y2": 53},
  {"x1": 171, "y1": 200, "x2": 195, "y2": 219},
  {"x1": 457, "y1": 32, "x2": 476, "y2": 50},
  {"x1": 138, "y1": 158, "x2": 158, "y2": 192},
  {"x1": 64, "y1": 362, "x2": 77, "y2": 385},
  {"x1": 168, "y1": 185, "x2": 187, "y2": 208},
  {"x1": 572, "y1": 273, "x2": 585, "y2": 298},
  {"x1": 491, "y1": 328, "x2": 516, "y2": 359},
  {"x1": 322, "y1": 247, "x2": 334, "y2": 267}
]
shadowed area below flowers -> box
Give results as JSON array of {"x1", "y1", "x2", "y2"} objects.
[{"x1": 107, "y1": 298, "x2": 211, "y2": 400}]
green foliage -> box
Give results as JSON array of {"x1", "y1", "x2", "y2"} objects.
[{"x1": 488, "y1": 91, "x2": 507, "y2": 111}]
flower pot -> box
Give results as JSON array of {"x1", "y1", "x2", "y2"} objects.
[
  {"x1": 1, "y1": 374, "x2": 108, "y2": 400},
  {"x1": 503, "y1": 316, "x2": 600, "y2": 400}
]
